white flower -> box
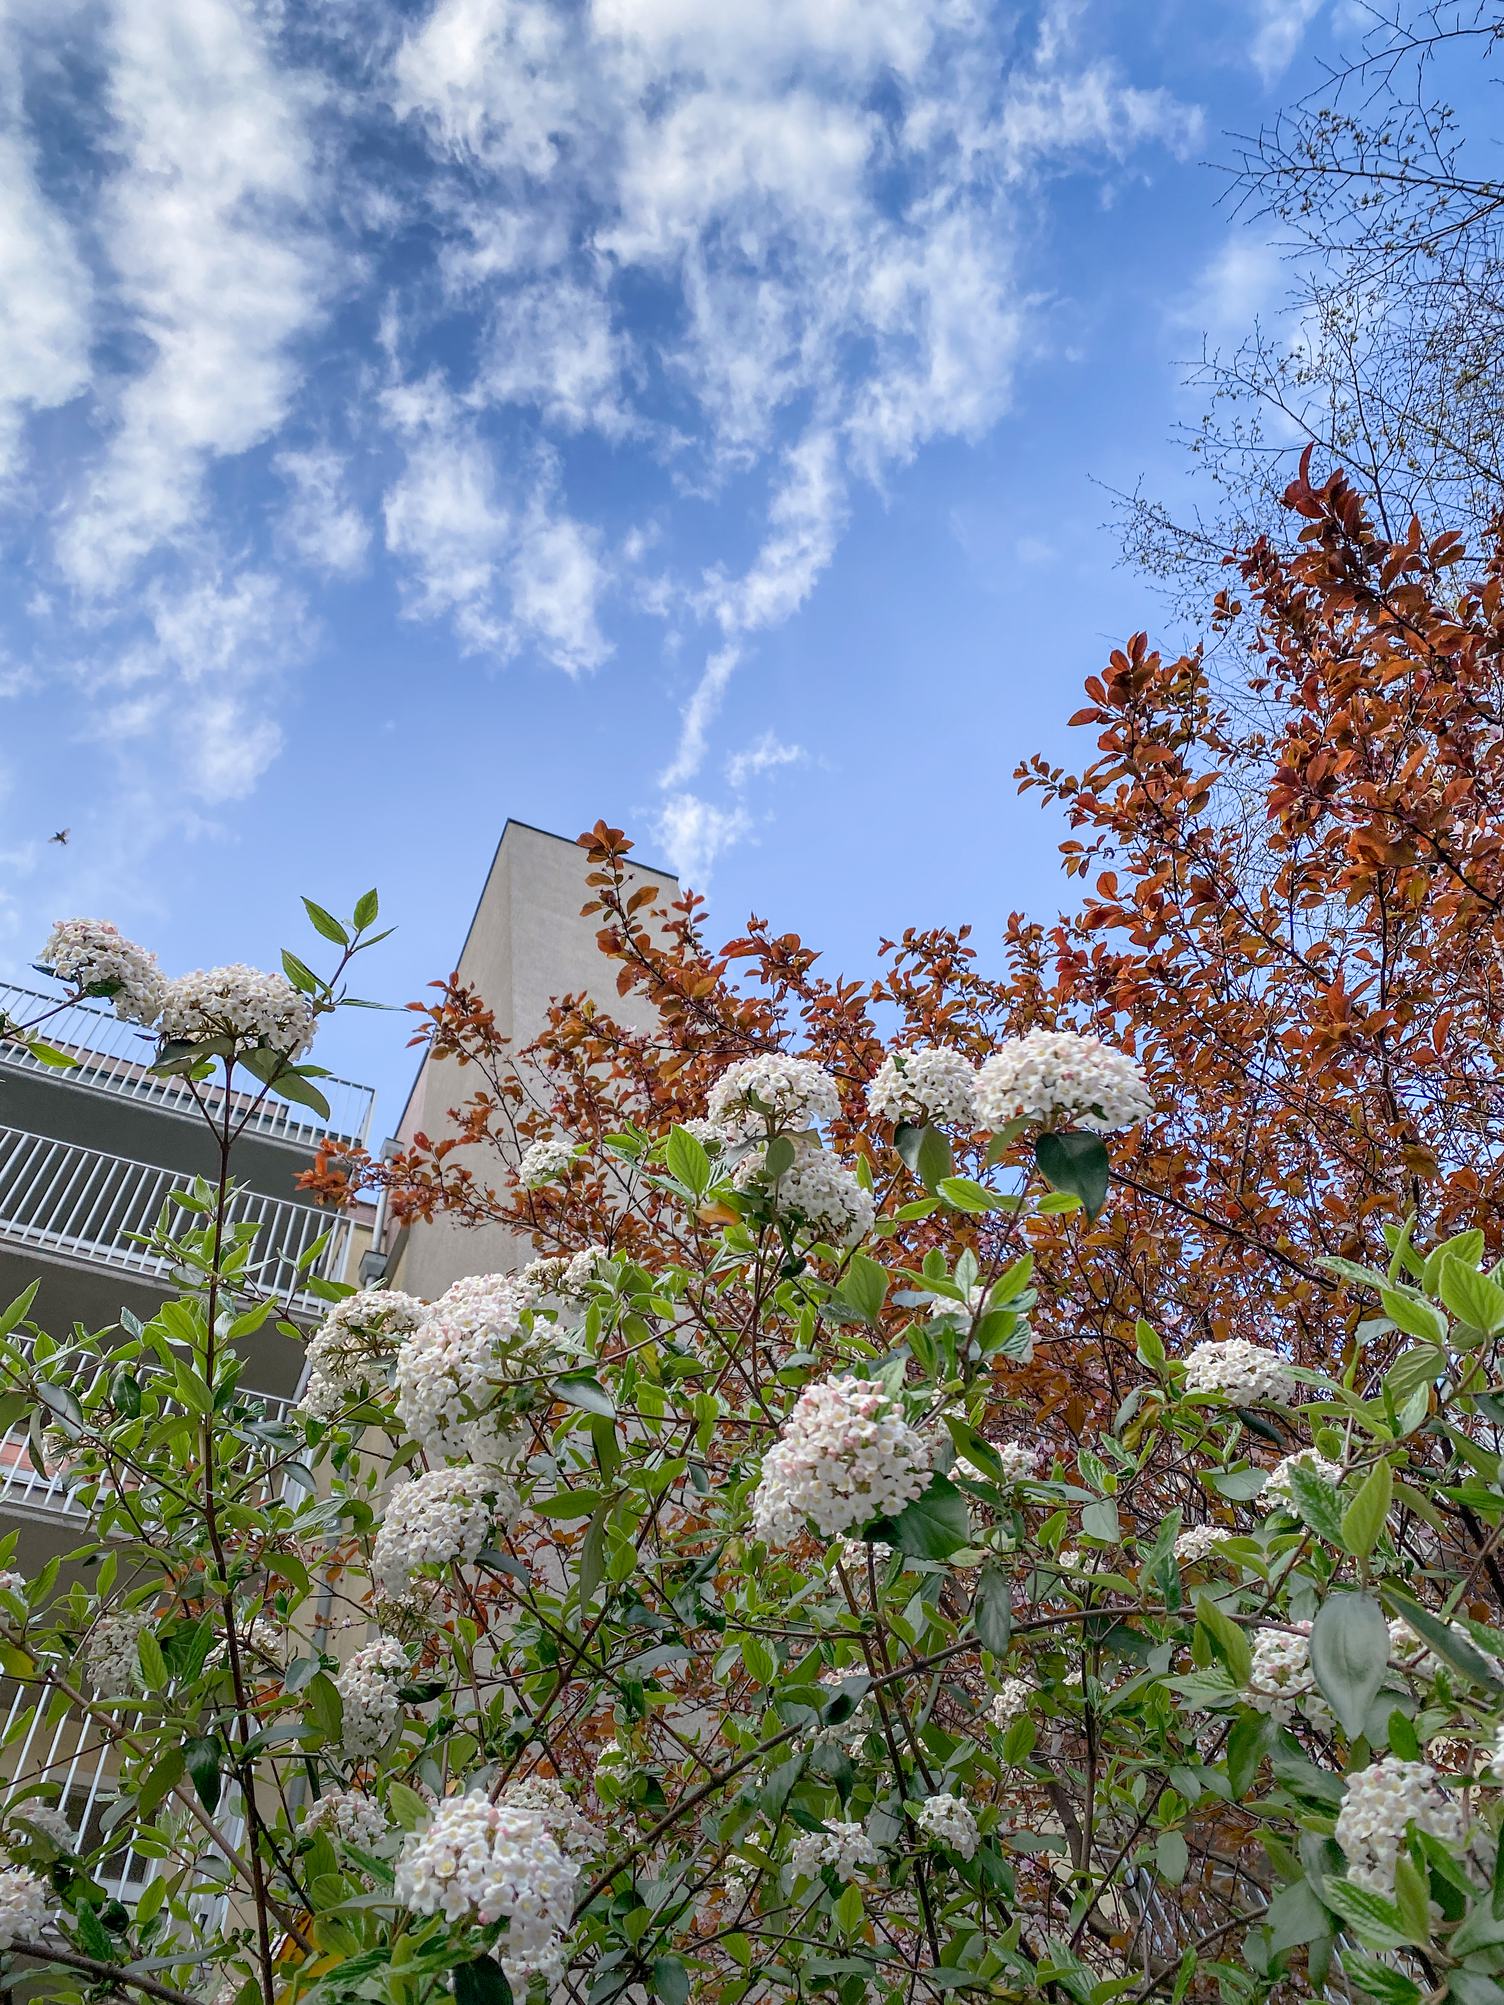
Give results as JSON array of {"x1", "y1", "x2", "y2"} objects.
[
  {"x1": 1389, "y1": 1618, "x2": 1502, "y2": 1688},
  {"x1": 159, "y1": 965, "x2": 315, "y2": 1058},
  {"x1": 989, "y1": 1438, "x2": 1040, "y2": 1485},
  {"x1": 705, "y1": 1053, "x2": 841, "y2": 1141},
  {"x1": 4, "y1": 1802, "x2": 70, "y2": 1851},
  {"x1": 0, "y1": 1571, "x2": 24, "y2": 1599},
  {"x1": 395, "y1": 1794, "x2": 579, "y2": 1992},
  {"x1": 371, "y1": 1466, "x2": 513, "y2": 1598},
  {"x1": 207, "y1": 1615, "x2": 284, "y2": 1671},
  {"x1": 1486, "y1": 1725, "x2": 1504, "y2": 1782},
  {"x1": 1245, "y1": 1623, "x2": 1330, "y2": 1725},
  {"x1": 789, "y1": 1819, "x2": 881, "y2": 1880},
  {"x1": 37, "y1": 918, "x2": 166, "y2": 1026},
  {"x1": 752, "y1": 1376, "x2": 931, "y2": 1546},
  {"x1": 0, "y1": 1865, "x2": 49, "y2": 1948},
  {"x1": 974, "y1": 1030, "x2": 1151, "y2": 1133},
  {"x1": 303, "y1": 1788, "x2": 387, "y2": 1850},
  {"x1": 86, "y1": 1612, "x2": 147, "y2": 1697},
  {"x1": 837, "y1": 1536, "x2": 894, "y2": 1570},
  {"x1": 394, "y1": 1275, "x2": 549, "y2": 1459},
  {"x1": 801, "y1": 1669, "x2": 876, "y2": 1749},
  {"x1": 1336, "y1": 1758, "x2": 1465, "y2": 1893},
  {"x1": 521, "y1": 1246, "x2": 611, "y2": 1304},
  {"x1": 1174, "y1": 1525, "x2": 1229, "y2": 1564},
  {"x1": 499, "y1": 1776, "x2": 598, "y2": 1860},
  {"x1": 1181, "y1": 1338, "x2": 1295, "y2": 1405},
  {"x1": 516, "y1": 1137, "x2": 578, "y2": 1189},
  {"x1": 1263, "y1": 1448, "x2": 1345, "y2": 1514},
  {"x1": 740, "y1": 1140, "x2": 875, "y2": 1248},
  {"x1": 300, "y1": 1290, "x2": 424, "y2": 1422},
  {"x1": 866, "y1": 1048, "x2": 978, "y2": 1129},
  {"x1": 678, "y1": 1117, "x2": 723, "y2": 1151},
  {"x1": 335, "y1": 1637, "x2": 410, "y2": 1757},
  {"x1": 915, "y1": 1793, "x2": 979, "y2": 1860},
  {"x1": 987, "y1": 1677, "x2": 1033, "y2": 1730}
]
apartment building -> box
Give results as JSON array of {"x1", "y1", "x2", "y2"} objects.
[
  {"x1": 0, "y1": 979, "x2": 375, "y2": 1899},
  {"x1": 367, "y1": 818, "x2": 677, "y2": 1299}
]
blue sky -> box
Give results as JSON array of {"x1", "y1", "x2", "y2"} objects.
[{"x1": 0, "y1": 0, "x2": 1415, "y2": 1120}]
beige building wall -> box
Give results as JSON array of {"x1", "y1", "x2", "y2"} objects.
[{"x1": 381, "y1": 820, "x2": 677, "y2": 1300}]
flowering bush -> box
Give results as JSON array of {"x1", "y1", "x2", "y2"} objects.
[{"x1": 8, "y1": 890, "x2": 1504, "y2": 2005}]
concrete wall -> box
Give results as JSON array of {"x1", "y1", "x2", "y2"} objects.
[{"x1": 384, "y1": 820, "x2": 676, "y2": 1300}]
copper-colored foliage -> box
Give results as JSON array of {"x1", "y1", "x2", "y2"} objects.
[{"x1": 307, "y1": 457, "x2": 1504, "y2": 1423}]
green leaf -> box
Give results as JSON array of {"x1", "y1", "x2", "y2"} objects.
[
  {"x1": 302, "y1": 897, "x2": 350, "y2": 946},
  {"x1": 1341, "y1": 1463, "x2": 1393, "y2": 1560},
  {"x1": 1320, "y1": 1878, "x2": 1417, "y2": 1951},
  {"x1": 579, "y1": 1504, "x2": 607, "y2": 1609},
  {"x1": 934, "y1": 1176, "x2": 1006, "y2": 1215},
  {"x1": 1284, "y1": 1462, "x2": 1347, "y2": 1545},
  {"x1": 237, "y1": 1047, "x2": 332, "y2": 1119},
  {"x1": 1383, "y1": 1591, "x2": 1504, "y2": 1695},
  {"x1": 665, "y1": 1126, "x2": 712, "y2": 1197},
  {"x1": 651, "y1": 1958, "x2": 690, "y2": 2005},
  {"x1": 353, "y1": 888, "x2": 380, "y2": 931},
  {"x1": 552, "y1": 1372, "x2": 615, "y2": 1419},
  {"x1": 838, "y1": 1253, "x2": 888, "y2": 1323},
  {"x1": 1194, "y1": 1595, "x2": 1252, "y2": 1685},
  {"x1": 1439, "y1": 1257, "x2": 1504, "y2": 1337},
  {"x1": 1035, "y1": 1130, "x2": 1110, "y2": 1220},
  {"x1": 1265, "y1": 1877, "x2": 1328, "y2": 1955},
  {"x1": 895, "y1": 1122, "x2": 952, "y2": 1191},
  {"x1": 453, "y1": 1957, "x2": 513, "y2": 2005},
  {"x1": 882, "y1": 1473, "x2": 970, "y2": 1560},
  {"x1": 1339, "y1": 1953, "x2": 1422, "y2": 2005},
  {"x1": 304, "y1": 1672, "x2": 344, "y2": 1744},
  {"x1": 0, "y1": 1282, "x2": 38, "y2": 1339},
  {"x1": 74, "y1": 1903, "x2": 115, "y2": 1961},
  {"x1": 23, "y1": 1039, "x2": 79, "y2": 1070},
  {"x1": 1155, "y1": 1830, "x2": 1189, "y2": 1887},
  {"x1": 183, "y1": 1735, "x2": 221, "y2": 1816},
  {"x1": 1378, "y1": 1289, "x2": 1447, "y2": 1346},
  {"x1": 972, "y1": 1569, "x2": 1012, "y2": 1655},
  {"x1": 763, "y1": 1134, "x2": 796, "y2": 1179},
  {"x1": 1081, "y1": 1498, "x2": 1120, "y2": 1544},
  {"x1": 1310, "y1": 1594, "x2": 1389, "y2": 1737},
  {"x1": 137, "y1": 1628, "x2": 168, "y2": 1692},
  {"x1": 387, "y1": 1782, "x2": 431, "y2": 1832}
]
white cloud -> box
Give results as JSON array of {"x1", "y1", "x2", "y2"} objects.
[
  {"x1": 1247, "y1": 0, "x2": 1324, "y2": 81},
  {"x1": 276, "y1": 447, "x2": 371, "y2": 577},
  {"x1": 382, "y1": 373, "x2": 609, "y2": 670},
  {"x1": 726, "y1": 731, "x2": 804, "y2": 790},
  {"x1": 482, "y1": 278, "x2": 631, "y2": 434},
  {"x1": 56, "y1": 0, "x2": 330, "y2": 593},
  {"x1": 0, "y1": 118, "x2": 92, "y2": 481},
  {"x1": 1173, "y1": 235, "x2": 1287, "y2": 348},
  {"x1": 653, "y1": 791, "x2": 751, "y2": 887},
  {"x1": 660, "y1": 645, "x2": 739, "y2": 790}
]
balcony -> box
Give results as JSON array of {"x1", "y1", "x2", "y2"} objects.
[
  {"x1": 0, "y1": 1127, "x2": 353, "y2": 1319},
  {"x1": 0, "y1": 982, "x2": 374, "y2": 1149}
]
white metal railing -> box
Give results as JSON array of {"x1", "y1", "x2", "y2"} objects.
[
  {"x1": 0, "y1": 1127, "x2": 352, "y2": 1315},
  {"x1": 0, "y1": 982, "x2": 374, "y2": 1147},
  {"x1": 0, "y1": 1684, "x2": 244, "y2": 1927},
  {"x1": 0, "y1": 1360, "x2": 295, "y2": 1521}
]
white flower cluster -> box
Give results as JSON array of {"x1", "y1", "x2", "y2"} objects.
[
  {"x1": 987, "y1": 1677, "x2": 1033, "y2": 1730},
  {"x1": 304, "y1": 1788, "x2": 387, "y2": 1850},
  {"x1": 1263, "y1": 1448, "x2": 1345, "y2": 1514},
  {"x1": 974, "y1": 1030, "x2": 1151, "y2": 1133},
  {"x1": 395, "y1": 1795, "x2": 579, "y2": 1992},
  {"x1": 393, "y1": 1274, "x2": 546, "y2": 1459},
  {"x1": 989, "y1": 1438, "x2": 1041, "y2": 1485},
  {"x1": 515, "y1": 1136, "x2": 578, "y2": 1189},
  {"x1": 705, "y1": 1053, "x2": 841, "y2": 1140},
  {"x1": 745, "y1": 1141, "x2": 875, "y2": 1248},
  {"x1": 915, "y1": 1793, "x2": 979, "y2": 1860},
  {"x1": 1245, "y1": 1623, "x2": 1330, "y2": 1725},
  {"x1": 372, "y1": 1466, "x2": 511, "y2": 1598},
  {"x1": 207, "y1": 1614, "x2": 283, "y2": 1670},
  {"x1": 800, "y1": 1669, "x2": 876, "y2": 1750},
  {"x1": 0, "y1": 1865, "x2": 48, "y2": 1948},
  {"x1": 521, "y1": 1245, "x2": 611, "y2": 1304},
  {"x1": 499, "y1": 1776, "x2": 598, "y2": 1860},
  {"x1": 38, "y1": 918, "x2": 166, "y2": 1026},
  {"x1": 300, "y1": 1290, "x2": 424, "y2": 1423},
  {"x1": 336, "y1": 1637, "x2": 410, "y2": 1757},
  {"x1": 752, "y1": 1376, "x2": 931, "y2": 1545},
  {"x1": 1335, "y1": 1758, "x2": 1465, "y2": 1893},
  {"x1": 837, "y1": 1536, "x2": 894, "y2": 1570},
  {"x1": 789, "y1": 1820, "x2": 881, "y2": 1880},
  {"x1": 865, "y1": 1048, "x2": 978, "y2": 1129},
  {"x1": 86, "y1": 1612, "x2": 146, "y2": 1696},
  {"x1": 1389, "y1": 1619, "x2": 1501, "y2": 1688},
  {"x1": 678, "y1": 1117, "x2": 723, "y2": 1150},
  {"x1": 926, "y1": 1283, "x2": 991, "y2": 1329},
  {"x1": 1181, "y1": 1338, "x2": 1295, "y2": 1405},
  {"x1": 159, "y1": 965, "x2": 314, "y2": 1057},
  {"x1": 4, "y1": 1802, "x2": 71, "y2": 1851},
  {"x1": 0, "y1": 1571, "x2": 24, "y2": 1598},
  {"x1": 1174, "y1": 1524, "x2": 1229, "y2": 1564}
]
